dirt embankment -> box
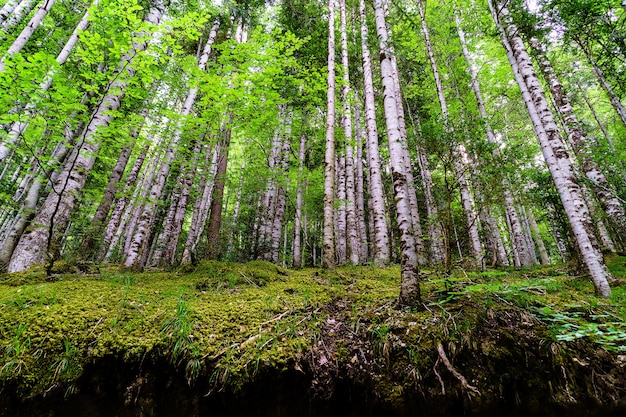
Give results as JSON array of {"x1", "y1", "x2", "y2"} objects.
[{"x1": 2, "y1": 295, "x2": 626, "y2": 417}]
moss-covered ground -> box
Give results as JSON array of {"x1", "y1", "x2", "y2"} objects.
[{"x1": 1, "y1": 257, "x2": 626, "y2": 416}]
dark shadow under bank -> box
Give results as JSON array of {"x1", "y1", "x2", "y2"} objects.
[{"x1": 1, "y1": 356, "x2": 625, "y2": 417}]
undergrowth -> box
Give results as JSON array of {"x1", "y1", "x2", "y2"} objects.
[{"x1": 0, "y1": 256, "x2": 625, "y2": 399}]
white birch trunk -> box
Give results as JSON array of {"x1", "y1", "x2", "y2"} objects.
[
  {"x1": 180, "y1": 144, "x2": 218, "y2": 265},
  {"x1": 293, "y1": 134, "x2": 305, "y2": 269},
  {"x1": 0, "y1": 0, "x2": 58, "y2": 72},
  {"x1": 375, "y1": 0, "x2": 420, "y2": 306},
  {"x1": 334, "y1": 155, "x2": 347, "y2": 265},
  {"x1": 418, "y1": 1, "x2": 481, "y2": 263},
  {"x1": 0, "y1": 0, "x2": 20, "y2": 25},
  {"x1": 532, "y1": 39, "x2": 626, "y2": 237},
  {"x1": 2, "y1": 0, "x2": 35, "y2": 33},
  {"x1": 491, "y1": 0, "x2": 613, "y2": 297},
  {"x1": 0, "y1": 0, "x2": 99, "y2": 162},
  {"x1": 456, "y1": 14, "x2": 511, "y2": 266},
  {"x1": 340, "y1": 0, "x2": 359, "y2": 265},
  {"x1": 353, "y1": 93, "x2": 369, "y2": 263},
  {"x1": 7, "y1": 2, "x2": 164, "y2": 272},
  {"x1": 519, "y1": 205, "x2": 539, "y2": 265},
  {"x1": 359, "y1": 0, "x2": 389, "y2": 265},
  {"x1": 323, "y1": 0, "x2": 336, "y2": 269},
  {"x1": 99, "y1": 144, "x2": 148, "y2": 260},
  {"x1": 124, "y1": 19, "x2": 220, "y2": 268}
]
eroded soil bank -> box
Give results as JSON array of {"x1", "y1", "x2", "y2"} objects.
[{"x1": 2, "y1": 260, "x2": 626, "y2": 416}]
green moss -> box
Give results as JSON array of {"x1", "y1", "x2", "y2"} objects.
[{"x1": 1, "y1": 257, "x2": 626, "y2": 401}]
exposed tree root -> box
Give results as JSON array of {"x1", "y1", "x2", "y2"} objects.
[{"x1": 437, "y1": 343, "x2": 481, "y2": 396}]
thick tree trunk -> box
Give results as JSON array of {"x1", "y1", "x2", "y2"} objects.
[
  {"x1": 374, "y1": 0, "x2": 420, "y2": 306},
  {"x1": 7, "y1": 2, "x2": 165, "y2": 273},
  {"x1": 323, "y1": 0, "x2": 336, "y2": 269},
  {"x1": 532, "y1": 39, "x2": 626, "y2": 237},
  {"x1": 359, "y1": 0, "x2": 389, "y2": 265},
  {"x1": 491, "y1": 0, "x2": 613, "y2": 297}
]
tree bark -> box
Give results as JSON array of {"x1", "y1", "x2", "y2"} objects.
[
  {"x1": 0, "y1": 0, "x2": 20, "y2": 25},
  {"x1": 293, "y1": 134, "x2": 306, "y2": 269},
  {"x1": 180, "y1": 144, "x2": 218, "y2": 265},
  {"x1": 323, "y1": 0, "x2": 336, "y2": 269},
  {"x1": 124, "y1": 19, "x2": 220, "y2": 268},
  {"x1": 7, "y1": 2, "x2": 165, "y2": 272},
  {"x1": 339, "y1": 0, "x2": 359, "y2": 265},
  {"x1": 0, "y1": 0, "x2": 99, "y2": 163},
  {"x1": 205, "y1": 125, "x2": 231, "y2": 260},
  {"x1": 353, "y1": 93, "x2": 369, "y2": 263},
  {"x1": 0, "y1": 0, "x2": 58, "y2": 72},
  {"x1": 418, "y1": 1, "x2": 482, "y2": 264},
  {"x1": 359, "y1": 0, "x2": 389, "y2": 265},
  {"x1": 374, "y1": 0, "x2": 421, "y2": 306},
  {"x1": 2, "y1": 0, "x2": 35, "y2": 33},
  {"x1": 531, "y1": 38, "x2": 626, "y2": 237},
  {"x1": 491, "y1": 0, "x2": 613, "y2": 297}
]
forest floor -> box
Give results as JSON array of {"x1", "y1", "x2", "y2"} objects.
[{"x1": 1, "y1": 256, "x2": 626, "y2": 416}]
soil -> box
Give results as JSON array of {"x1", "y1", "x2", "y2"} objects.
[{"x1": 2, "y1": 294, "x2": 626, "y2": 417}]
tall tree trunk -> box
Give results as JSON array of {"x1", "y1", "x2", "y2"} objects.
[
  {"x1": 0, "y1": 0, "x2": 58, "y2": 71},
  {"x1": 323, "y1": 0, "x2": 336, "y2": 269},
  {"x1": 490, "y1": 0, "x2": 613, "y2": 297},
  {"x1": 7, "y1": 2, "x2": 165, "y2": 273},
  {"x1": 293, "y1": 134, "x2": 306, "y2": 269},
  {"x1": 124, "y1": 19, "x2": 220, "y2": 268},
  {"x1": 0, "y1": 0, "x2": 100, "y2": 162},
  {"x1": 456, "y1": 13, "x2": 512, "y2": 266},
  {"x1": 99, "y1": 144, "x2": 149, "y2": 260},
  {"x1": 334, "y1": 154, "x2": 347, "y2": 265},
  {"x1": 374, "y1": 0, "x2": 420, "y2": 306},
  {"x1": 2, "y1": 0, "x2": 35, "y2": 34},
  {"x1": 531, "y1": 38, "x2": 626, "y2": 237},
  {"x1": 180, "y1": 144, "x2": 218, "y2": 265},
  {"x1": 227, "y1": 160, "x2": 245, "y2": 257},
  {"x1": 359, "y1": 0, "x2": 389, "y2": 265},
  {"x1": 82, "y1": 108, "x2": 145, "y2": 258},
  {"x1": 0, "y1": 0, "x2": 20, "y2": 25},
  {"x1": 526, "y1": 208, "x2": 550, "y2": 265},
  {"x1": 339, "y1": 0, "x2": 359, "y2": 265},
  {"x1": 205, "y1": 125, "x2": 231, "y2": 260},
  {"x1": 418, "y1": 1, "x2": 482, "y2": 264},
  {"x1": 353, "y1": 93, "x2": 369, "y2": 263}
]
